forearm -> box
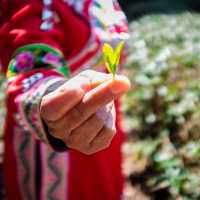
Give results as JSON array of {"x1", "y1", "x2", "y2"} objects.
[{"x1": 6, "y1": 44, "x2": 69, "y2": 150}]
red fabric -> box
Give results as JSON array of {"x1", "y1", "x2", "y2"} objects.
[
  {"x1": 68, "y1": 100, "x2": 124, "y2": 200},
  {"x1": 0, "y1": 1, "x2": 124, "y2": 200},
  {"x1": 4, "y1": 69, "x2": 64, "y2": 200},
  {"x1": 0, "y1": 0, "x2": 90, "y2": 72},
  {"x1": 4, "y1": 116, "x2": 21, "y2": 200}
]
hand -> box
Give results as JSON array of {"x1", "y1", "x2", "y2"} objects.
[{"x1": 40, "y1": 70, "x2": 130, "y2": 154}]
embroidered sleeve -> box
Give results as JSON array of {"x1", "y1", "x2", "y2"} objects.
[
  {"x1": 74, "y1": 0, "x2": 129, "y2": 73},
  {"x1": 90, "y1": 0, "x2": 129, "y2": 42},
  {"x1": 7, "y1": 44, "x2": 69, "y2": 149}
]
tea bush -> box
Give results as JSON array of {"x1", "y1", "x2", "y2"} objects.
[{"x1": 123, "y1": 13, "x2": 200, "y2": 200}]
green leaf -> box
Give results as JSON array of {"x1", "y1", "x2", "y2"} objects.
[
  {"x1": 102, "y1": 41, "x2": 124, "y2": 77},
  {"x1": 103, "y1": 43, "x2": 114, "y2": 73},
  {"x1": 114, "y1": 41, "x2": 125, "y2": 67}
]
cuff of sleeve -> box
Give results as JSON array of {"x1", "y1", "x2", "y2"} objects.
[
  {"x1": 7, "y1": 43, "x2": 70, "y2": 79},
  {"x1": 9, "y1": 43, "x2": 70, "y2": 151},
  {"x1": 42, "y1": 120, "x2": 68, "y2": 152},
  {"x1": 40, "y1": 79, "x2": 69, "y2": 151},
  {"x1": 15, "y1": 76, "x2": 68, "y2": 151}
]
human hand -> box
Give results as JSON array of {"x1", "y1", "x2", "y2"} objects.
[{"x1": 40, "y1": 70, "x2": 130, "y2": 154}]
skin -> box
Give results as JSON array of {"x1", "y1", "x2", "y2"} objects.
[{"x1": 40, "y1": 70, "x2": 131, "y2": 155}]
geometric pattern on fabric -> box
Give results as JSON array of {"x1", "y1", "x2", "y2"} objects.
[
  {"x1": 7, "y1": 44, "x2": 69, "y2": 79},
  {"x1": 41, "y1": 144, "x2": 68, "y2": 200},
  {"x1": 13, "y1": 126, "x2": 36, "y2": 200},
  {"x1": 15, "y1": 76, "x2": 65, "y2": 144}
]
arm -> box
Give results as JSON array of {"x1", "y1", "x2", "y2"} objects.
[
  {"x1": 0, "y1": 0, "x2": 130, "y2": 154},
  {"x1": 0, "y1": 1, "x2": 70, "y2": 150}
]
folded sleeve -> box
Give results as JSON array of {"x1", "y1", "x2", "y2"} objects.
[{"x1": 0, "y1": 1, "x2": 69, "y2": 150}]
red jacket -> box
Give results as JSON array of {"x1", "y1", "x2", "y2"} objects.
[{"x1": 0, "y1": 1, "x2": 128, "y2": 199}]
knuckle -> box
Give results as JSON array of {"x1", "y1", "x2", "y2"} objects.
[
  {"x1": 46, "y1": 125, "x2": 66, "y2": 141},
  {"x1": 104, "y1": 127, "x2": 116, "y2": 139},
  {"x1": 80, "y1": 69, "x2": 94, "y2": 76},
  {"x1": 47, "y1": 126, "x2": 57, "y2": 137},
  {"x1": 105, "y1": 138, "x2": 112, "y2": 148},
  {"x1": 99, "y1": 140, "x2": 111, "y2": 150},
  {"x1": 65, "y1": 133, "x2": 80, "y2": 149},
  {"x1": 81, "y1": 147, "x2": 96, "y2": 155},
  {"x1": 53, "y1": 129, "x2": 65, "y2": 139},
  {"x1": 64, "y1": 137, "x2": 74, "y2": 148},
  {"x1": 70, "y1": 106, "x2": 83, "y2": 122},
  {"x1": 46, "y1": 121, "x2": 56, "y2": 130},
  {"x1": 101, "y1": 129, "x2": 115, "y2": 148},
  {"x1": 103, "y1": 143, "x2": 110, "y2": 150},
  {"x1": 65, "y1": 86, "x2": 84, "y2": 101},
  {"x1": 110, "y1": 127, "x2": 117, "y2": 136},
  {"x1": 77, "y1": 143, "x2": 97, "y2": 155},
  {"x1": 97, "y1": 143, "x2": 110, "y2": 152},
  {"x1": 47, "y1": 121, "x2": 62, "y2": 135}
]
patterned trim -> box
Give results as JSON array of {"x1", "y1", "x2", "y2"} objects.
[
  {"x1": 41, "y1": 0, "x2": 55, "y2": 31},
  {"x1": 15, "y1": 76, "x2": 65, "y2": 144},
  {"x1": 14, "y1": 126, "x2": 36, "y2": 200},
  {"x1": 7, "y1": 44, "x2": 69, "y2": 78},
  {"x1": 41, "y1": 145, "x2": 68, "y2": 200},
  {"x1": 90, "y1": 0, "x2": 129, "y2": 42},
  {"x1": 68, "y1": 0, "x2": 129, "y2": 73},
  {"x1": 8, "y1": 44, "x2": 69, "y2": 146},
  {"x1": 38, "y1": 0, "x2": 129, "y2": 73}
]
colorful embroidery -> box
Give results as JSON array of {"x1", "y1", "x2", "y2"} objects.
[
  {"x1": 15, "y1": 76, "x2": 65, "y2": 144},
  {"x1": 7, "y1": 44, "x2": 69, "y2": 78},
  {"x1": 39, "y1": 0, "x2": 129, "y2": 73},
  {"x1": 14, "y1": 126, "x2": 36, "y2": 200},
  {"x1": 90, "y1": 0, "x2": 129, "y2": 42},
  {"x1": 41, "y1": 145, "x2": 68, "y2": 200},
  {"x1": 3, "y1": 2, "x2": 129, "y2": 200},
  {"x1": 66, "y1": 0, "x2": 129, "y2": 73},
  {"x1": 22, "y1": 73, "x2": 44, "y2": 92},
  {"x1": 41, "y1": 0, "x2": 55, "y2": 31}
]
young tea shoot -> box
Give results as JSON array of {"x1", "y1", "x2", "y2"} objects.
[{"x1": 103, "y1": 41, "x2": 124, "y2": 78}]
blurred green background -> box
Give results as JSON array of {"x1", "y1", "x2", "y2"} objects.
[{"x1": 119, "y1": 1, "x2": 200, "y2": 200}]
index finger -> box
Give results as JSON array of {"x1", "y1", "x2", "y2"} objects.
[
  {"x1": 83, "y1": 75, "x2": 130, "y2": 112},
  {"x1": 63, "y1": 75, "x2": 130, "y2": 131}
]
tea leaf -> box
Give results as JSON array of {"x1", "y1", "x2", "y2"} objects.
[
  {"x1": 103, "y1": 41, "x2": 124, "y2": 77},
  {"x1": 114, "y1": 41, "x2": 125, "y2": 67},
  {"x1": 103, "y1": 43, "x2": 114, "y2": 73}
]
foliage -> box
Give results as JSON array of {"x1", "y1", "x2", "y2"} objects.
[
  {"x1": 103, "y1": 42, "x2": 124, "y2": 77},
  {"x1": 122, "y1": 13, "x2": 200, "y2": 200}
]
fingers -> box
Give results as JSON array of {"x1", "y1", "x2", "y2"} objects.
[
  {"x1": 82, "y1": 74, "x2": 130, "y2": 115},
  {"x1": 88, "y1": 105, "x2": 116, "y2": 154},
  {"x1": 40, "y1": 69, "x2": 130, "y2": 155},
  {"x1": 88, "y1": 126, "x2": 116, "y2": 154},
  {"x1": 67, "y1": 107, "x2": 116, "y2": 155},
  {"x1": 48, "y1": 103, "x2": 113, "y2": 140},
  {"x1": 48, "y1": 104, "x2": 116, "y2": 154},
  {"x1": 52, "y1": 75, "x2": 130, "y2": 131},
  {"x1": 40, "y1": 70, "x2": 111, "y2": 121},
  {"x1": 64, "y1": 113, "x2": 105, "y2": 150}
]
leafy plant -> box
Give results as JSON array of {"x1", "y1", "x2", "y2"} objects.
[
  {"x1": 122, "y1": 13, "x2": 200, "y2": 200},
  {"x1": 103, "y1": 41, "x2": 124, "y2": 77}
]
